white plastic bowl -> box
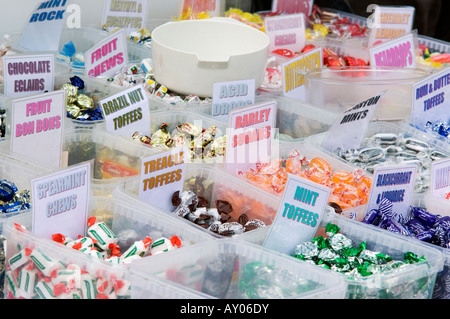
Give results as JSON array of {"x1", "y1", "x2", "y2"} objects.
[{"x1": 151, "y1": 18, "x2": 270, "y2": 98}]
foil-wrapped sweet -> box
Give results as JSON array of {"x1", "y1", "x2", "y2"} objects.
[{"x1": 62, "y1": 76, "x2": 102, "y2": 122}]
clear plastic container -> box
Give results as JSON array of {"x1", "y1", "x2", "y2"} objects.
[
  {"x1": 190, "y1": 95, "x2": 337, "y2": 142},
  {"x1": 128, "y1": 238, "x2": 347, "y2": 299},
  {"x1": 113, "y1": 163, "x2": 282, "y2": 239},
  {"x1": 0, "y1": 153, "x2": 52, "y2": 298},
  {"x1": 307, "y1": 121, "x2": 450, "y2": 195},
  {"x1": 2, "y1": 195, "x2": 214, "y2": 299},
  {"x1": 418, "y1": 35, "x2": 450, "y2": 53},
  {"x1": 239, "y1": 213, "x2": 444, "y2": 299},
  {"x1": 304, "y1": 66, "x2": 430, "y2": 121}
]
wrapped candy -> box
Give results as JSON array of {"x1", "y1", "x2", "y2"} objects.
[{"x1": 62, "y1": 76, "x2": 102, "y2": 122}]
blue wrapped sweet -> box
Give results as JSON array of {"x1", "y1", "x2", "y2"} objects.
[{"x1": 70, "y1": 76, "x2": 85, "y2": 90}]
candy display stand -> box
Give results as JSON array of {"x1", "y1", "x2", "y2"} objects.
[
  {"x1": 128, "y1": 238, "x2": 347, "y2": 299},
  {"x1": 2, "y1": 195, "x2": 214, "y2": 299}
]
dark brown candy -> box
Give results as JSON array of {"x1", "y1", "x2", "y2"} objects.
[
  {"x1": 244, "y1": 219, "x2": 266, "y2": 232},
  {"x1": 171, "y1": 191, "x2": 181, "y2": 207},
  {"x1": 329, "y1": 202, "x2": 343, "y2": 214},
  {"x1": 220, "y1": 213, "x2": 231, "y2": 224},
  {"x1": 216, "y1": 200, "x2": 233, "y2": 215},
  {"x1": 238, "y1": 213, "x2": 249, "y2": 226},
  {"x1": 197, "y1": 195, "x2": 209, "y2": 208}
]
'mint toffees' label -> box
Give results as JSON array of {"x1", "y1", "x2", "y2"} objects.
[{"x1": 263, "y1": 174, "x2": 330, "y2": 255}]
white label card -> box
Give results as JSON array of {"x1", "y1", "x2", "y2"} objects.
[
  {"x1": 212, "y1": 79, "x2": 255, "y2": 122},
  {"x1": 99, "y1": 84, "x2": 151, "y2": 138},
  {"x1": 32, "y1": 162, "x2": 91, "y2": 240},
  {"x1": 11, "y1": 90, "x2": 65, "y2": 168},
  {"x1": 84, "y1": 29, "x2": 129, "y2": 78},
  {"x1": 3, "y1": 54, "x2": 55, "y2": 98},
  {"x1": 431, "y1": 158, "x2": 450, "y2": 199},
  {"x1": 19, "y1": 0, "x2": 70, "y2": 51},
  {"x1": 139, "y1": 147, "x2": 187, "y2": 212},
  {"x1": 411, "y1": 68, "x2": 450, "y2": 129},
  {"x1": 263, "y1": 174, "x2": 330, "y2": 256},
  {"x1": 282, "y1": 47, "x2": 322, "y2": 101},
  {"x1": 272, "y1": 0, "x2": 314, "y2": 16},
  {"x1": 369, "y1": 33, "x2": 416, "y2": 68},
  {"x1": 102, "y1": 0, "x2": 149, "y2": 36},
  {"x1": 265, "y1": 13, "x2": 306, "y2": 54},
  {"x1": 322, "y1": 91, "x2": 386, "y2": 153},
  {"x1": 366, "y1": 164, "x2": 417, "y2": 218}
]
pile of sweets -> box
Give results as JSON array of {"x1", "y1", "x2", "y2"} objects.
[
  {"x1": 306, "y1": 5, "x2": 368, "y2": 40},
  {"x1": 102, "y1": 25, "x2": 152, "y2": 48},
  {"x1": 3, "y1": 217, "x2": 183, "y2": 299},
  {"x1": 425, "y1": 120, "x2": 450, "y2": 145},
  {"x1": 293, "y1": 223, "x2": 429, "y2": 298},
  {"x1": 333, "y1": 132, "x2": 449, "y2": 193},
  {"x1": 225, "y1": 8, "x2": 265, "y2": 32},
  {"x1": 417, "y1": 43, "x2": 450, "y2": 69},
  {"x1": 51, "y1": 217, "x2": 182, "y2": 264},
  {"x1": 243, "y1": 149, "x2": 372, "y2": 211},
  {"x1": 179, "y1": 5, "x2": 211, "y2": 20},
  {"x1": 61, "y1": 76, "x2": 103, "y2": 122},
  {"x1": 0, "y1": 179, "x2": 31, "y2": 214},
  {"x1": 302, "y1": 43, "x2": 368, "y2": 67},
  {"x1": 132, "y1": 122, "x2": 226, "y2": 160},
  {"x1": 56, "y1": 41, "x2": 85, "y2": 68},
  {"x1": 171, "y1": 190, "x2": 266, "y2": 237},
  {"x1": 238, "y1": 261, "x2": 322, "y2": 299}
]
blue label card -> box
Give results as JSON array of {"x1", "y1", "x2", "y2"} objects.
[
  {"x1": 322, "y1": 91, "x2": 386, "y2": 153},
  {"x1": 366, "y1": 163, "x2": 417, "y2": 218},
  {"x1": 263, "y1": 174, "x2": 330, "y2": 256},
  {"x1": 212, "y1": 79, "x2": 255, "y2": 122},
  {"x1": 138, "y1": 147, "x2": 187, "y2": 212},
  {"x1": 20, "y1": 0, "x2": 71, "y2": 51},
  {"x1": 411, "y1": 68, "x2": 450, "y2": 129},
  {"x1": 31, "y1": 162, "x2": 91, "y2": 240}
]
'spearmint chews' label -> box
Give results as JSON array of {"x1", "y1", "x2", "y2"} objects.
[
  {"x1": 366, "y1": 164, "x2": 417, "y2": 218},
  {"x1": 3, "y1": 54, "x2": 55, "y2": 98},
  {"x1": 431, "y1": 158, "x2": 450, "y2": 199},
  {"x1": 263, "y1": 174, "x2": 330, "y2": 255},
  {"x1": 282, "y1": 47, "x2": 322, "y2": 101},
  {"x1": 11, "y1": 90, "x2": 65, "y2": 167},
  {"x1": 411, "y1": 68, "x2": 450, "y2": 128},
  {"x1": 102, "y1": 0, "x2": 149, "y2": 36},
  {"x1": 84, "y1": 28, "x2": 128, "y2": 78},
  {"x1": 20, "y1": 0, "x2": 70, "y2": 51},
  {"x1": 367, "y1": 6, "x2": 415, "y2": 47},
  {"x1": 31, "y1": 162, "x2": 91, "y2": 240},
  {"x1": 369, "y1": 33, "x2": 416, "y2": 68},
  {"x1": 265, "y1": 13, "x2": 306, "y2": 54},
  {"x1": 322, "y1": 91, "x2": 386, "y2": 153},
  {"x1": 212, "y1": 79, "x2": 255, "y2": 122},
  {"x1": 224, "y1": 100, "x2": 278, "y2": 176},
  {"x1": 99, "y1": 84, "x2": 151, "y2": 138},
  {"x1": 139, "y1": 148, "x2": 187, "y2": 212}
]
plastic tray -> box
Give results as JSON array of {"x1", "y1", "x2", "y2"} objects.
[
  {"x1": 418, "y1": 35, "x2": 450, "y2": 54},
  {"x1": 190, "y1": 95, "x2": 337, "y2": 142},
  {"x1": 2, "y1": 195, "x2": 213, "y2": 299},
  {"x1": 304, "y1": 66, "x2": 431, "y2": 121},
  {"x1": 307, "y1": 121, "x2": 450, "y2": 195},
  {"x1": 239, "y1": 213, "x2": 444, "y2": 299},
  {"x1": 128, "y1": 238, "x2": 347, "y2": 299},
  {"x1": 113, "y1": 163, "x2": 282, "y2": 239}
]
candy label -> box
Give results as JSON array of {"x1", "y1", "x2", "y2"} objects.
[
  {"x1": 411, "y1": 68, "x2": 450, "y2": 128},
  {"x1": 19, "y1": 0, "x2": 70, "y2": 51},
  {"x1": 31, "y1": 162, "x2": 91, "y2": 240},
  {"x1": 265, "y1": 13, "x2": 306, "y2": 54},
  {"x1": 224, "y1": 100, "x2": 277, "y2": 176},
  {"x1": 367, "y1": 5, "x2": 415, "y2": 47},
  {"x1": 282, "y1": 47, "x2": 322, "y2": 101},
  {"x1": 3, "y1": 54, "x2": 55, "y2": 98},
  {"x1": 366, "y1": 164, "x2": 417, "y2": 218},
  {"x1": 369, "y1": 33, "x2": 416, "y2": 68},
  {"x1": 84, "y1": 29, "x2": 128, "y2": 78},
  {"x1": 10, "y1": 90, "x2": 65, "y2": 168},
  {"x1": 322, "y1": 91, "x2": 386, "y2": 153},
  {"x1": 102, "y1": 0, "x2": 149, "y2": 36},
  {"x1": 211, "y1": 79, "x2": 255, "y2": 122},
  {"x1": 99, "y1": 84, "x2": 151, "y2": 138},
  {"x1": 272, "y1": 0, "x2": 313, "y2": 16},
  {"x1": 139, "y1": 147, "x2": 187, "y2": 212},
  {"x1": 263, "y1": 173, "x2": 330, "y2": 255},
  {"x1": 431, "y1": 157, "x2": 450, "y2": 198}
]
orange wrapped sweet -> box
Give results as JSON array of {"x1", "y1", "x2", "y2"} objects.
[{"x1": 243, "y1": 149, "x2": 373, "y2": 212}]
